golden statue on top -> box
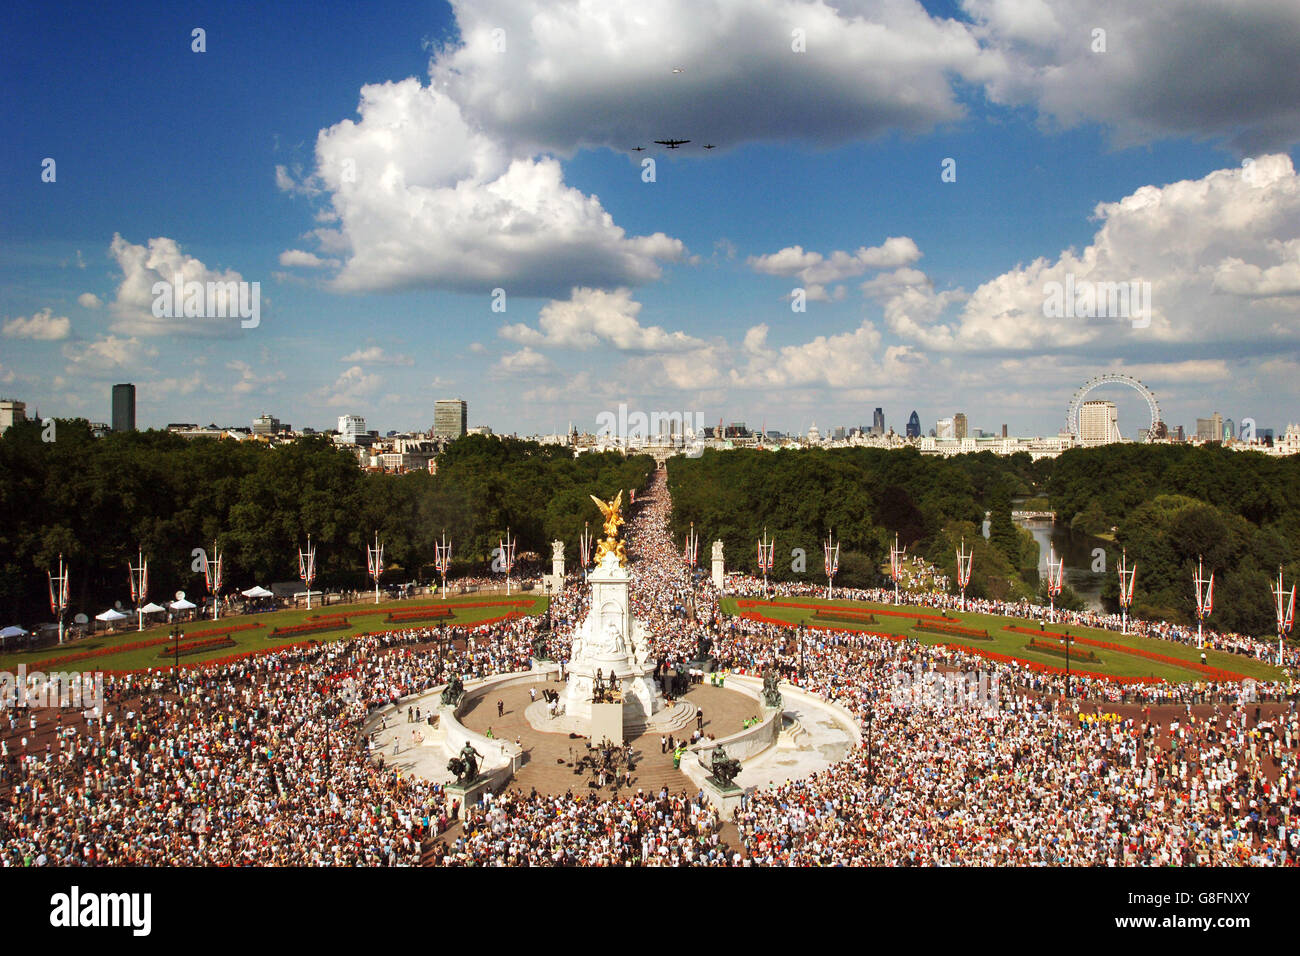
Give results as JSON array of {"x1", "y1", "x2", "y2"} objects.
[{"x1": 589, "y1": 491, "x2": 628, "y2": 567}]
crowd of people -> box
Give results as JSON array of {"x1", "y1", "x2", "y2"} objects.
[{"x1": 2, "y1": 466, "x2": 1297, "y2": 866}]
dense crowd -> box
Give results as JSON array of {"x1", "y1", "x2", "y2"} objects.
[{"x1": 3, "y1": 467, "x2": 1297, "y2": 866}]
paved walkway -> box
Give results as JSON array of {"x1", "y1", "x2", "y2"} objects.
[{"x1": 458, "y1": 679, "x2": 758, "y2": 799}]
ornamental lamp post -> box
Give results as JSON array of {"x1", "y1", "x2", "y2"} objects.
[{"x1": 1059, "y1": 630, "x2": 1075, "y2": 698}]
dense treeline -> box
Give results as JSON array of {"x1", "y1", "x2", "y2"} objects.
[
  {"x1": 0, "y1": 423, "x2": 650, "y2": 626},
  {"x1": 667, "y1": 447, "x2": 1042, "y2": 598},
  {"x1": 1050, "y1": 444, "x2": 1300, "y2": 635},
  {"x1": 670, "y1": 443, "x2": 1300, "y2": 637}
]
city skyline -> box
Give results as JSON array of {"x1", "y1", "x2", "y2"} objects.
[{"x1": 4, "y1": 0, "x2": 1300, "y2": 436}]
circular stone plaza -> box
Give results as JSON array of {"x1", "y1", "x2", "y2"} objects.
[{"x1": 1, "y1": 467, "x2": 1297, "y2": 867}]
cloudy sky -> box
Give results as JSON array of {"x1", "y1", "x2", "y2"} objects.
[{"x1": 4, "y1": 0, "x2": 1300, "y2": 438}]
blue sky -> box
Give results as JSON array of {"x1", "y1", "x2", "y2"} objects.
[{"x1": 3, "y1": 0, "x2": 1300, "y2": 438}]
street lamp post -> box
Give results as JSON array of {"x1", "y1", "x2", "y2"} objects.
[{"x1": 1059, "y1": 630, "x2": 1075, "y2": 698}]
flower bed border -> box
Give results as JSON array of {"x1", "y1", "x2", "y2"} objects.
[
  {"x1": 1025, "y1": 637, "x2": 1102, "y2": 664},
  {"x1": 914, "y1": 620, "x2": 992, "y2": 641}
]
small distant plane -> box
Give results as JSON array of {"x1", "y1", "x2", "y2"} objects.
[
  {"x1": 654, "y1": 138, "x2": 689, "y2": 149},
  {"x1": 703, "y1": 144, "x2": 716, "y2": 150},
  {"x1": 671, "y1": 67, "x2": 685, "y2": 74},
  {"x1": 632, "y1": 145, "x2": 646, "y2": 151}
]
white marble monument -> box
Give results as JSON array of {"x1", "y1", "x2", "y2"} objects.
[
  {"x1": 711, "y1": 539, "x2": 725, "y2": 590},
  {"x1": 561, "y1": 550, "x2": 663, "y2": 725}
]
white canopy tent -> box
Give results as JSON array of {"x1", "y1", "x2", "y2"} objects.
[
  {"x1": 95, "y1": 609, "x2": 128, "y2": 622},
  {"x1": 139, "y1": 602, "x2": 166, "y2": 614},
  {"x1": 0, "y1": 625, "x2": 28, "y2": 648},
  {"x1": 169, "y1": 598, "x2": 197, "y2": 610},
  {"x1": 241, "y1": 585, "x2": 274, "y2": 598}
]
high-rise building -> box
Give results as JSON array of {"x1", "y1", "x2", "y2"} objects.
[
  {"x1": 906, "y1": 411, "x2": 921, "y2": 439},
  {"x1": 953, "y1": 412, "x2": 968, "y2": 440},
  {"x1": 1175, "y1": 425, "x2": 1185, "y2": 442},
  {"x1": 871, "y1": 407, "x2": 885, "y2": 436},
  {"x1": 252, "y1": 413, "x2": 284, "y2": 435},
  {"x1": 936, "y1": 417, "x2": 955, "y2": 439},
  {"x1": 434, "y1": 399, "x2": 468, "y2": 440},
  {"x1": 1079, "y1": 400, "x2": 1119, "y2": 445},
  {"x1": 112, "y1": 384, "x2": 136, "y2": 432},
  {"x1": 1196, "y1": 413, "x2": 1224, "y2": 442},
  {"x1": 1001, "y1": 424, "x2": 1008, "y2": 438},
  {"x1": 1224, "y1": 418, "x2": 1235, "y2": 440},
  {"x1": 337, "y1": 414, "x2": 366, "y2": 442},
  {"x1": 0, "y1": 399, "x2": 26, "y2": 435}
]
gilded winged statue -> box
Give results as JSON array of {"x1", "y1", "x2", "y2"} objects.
[{"x1": 589, "y1": 491, "x2": 628, "y2": 566}]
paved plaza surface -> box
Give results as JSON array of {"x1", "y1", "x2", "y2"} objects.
[{"x1": 458, "y1": 679, "x2": 758, "y2": 799}]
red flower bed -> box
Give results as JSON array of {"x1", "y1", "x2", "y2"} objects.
[
  {"x1": 26, "y1": 633, "x2": 176, "y2": 670},
  {"x1": 735, "y1": 598, "x2": 956, "y2": 624},
  {"x1": 104, "y1": 640, "x2": 320, "y2": 674},
  {"x1": 385, "y1": 608, "x2": 453, "y2": 623},
  {"x1": 1005, "y1": 625, "x2": 1246, "y2": 680},
  {"x1": 269, "y1": 618, "x2": 351, "y2": 638},
  {"x1": 313, "y1": 598, "x2": 533, "y2": 620},
  {"x1": 737, "y1": 609, "x2": 1162, "y2": 684},
  {"x1": 914, "y1": 620, "x2": 991, "y2": 640},
  {"x1": 156, "y1": 635, "x2": 238, "y2": 659},
  {"x1": 177, "y1": 621, "x2": 263, "y2": 640},
  {"x1": 1026, "y1": 637, "x2": 1102, "y2": 663}
]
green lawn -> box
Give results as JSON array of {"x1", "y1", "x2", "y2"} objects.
[
  {"x1": 720, "y1": 595, "x2": 1286, "y2": 683},
  {"x1": 1, "y1": 593, "x2": 549, "y2": 674}
]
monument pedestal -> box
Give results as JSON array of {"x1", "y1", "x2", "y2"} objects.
[
  {"x1": 562, "y1": 551, "x2": 663, "y2": 731},
  {"x1": 445, "y1": 777, "x2": 494, "y2": 821},
  {"x1": 701, "y1": 777, "x2": 744, "y2": 821},
  {"x1": 589, "y1": 702, "x2": 623, "y2": 746}
]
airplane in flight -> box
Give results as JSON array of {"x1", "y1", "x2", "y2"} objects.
[
  {"x1": 703, "y1": 144, "x2": 716, "y2": 150},
  {"x1": 632, "y1": 145, "x2": 646, "y2": 151},
  {"x1": 654, "y1": 138, "x2": 690, "y2": 149}
]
